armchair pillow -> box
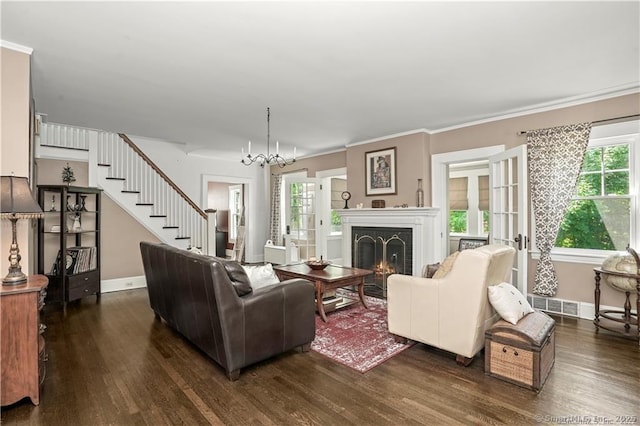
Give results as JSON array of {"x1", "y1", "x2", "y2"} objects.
[
  {"x1": 432, "y1": 251, "x2": 459, "y2": 279},
  {"x1": 488, "y1": 282, "x2": 534, "y2": 325},
  {"x1": 422, "y1": 262, "x2": 441, "y2": 278}
]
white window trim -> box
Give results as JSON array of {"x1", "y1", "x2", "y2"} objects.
[{"x1": 529, "y1": 120, "x2": 639, "y2": 265}]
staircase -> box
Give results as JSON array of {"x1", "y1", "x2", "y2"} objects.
[{"x1": 37, "y1": 121, "x2": 209, "y2": 250}]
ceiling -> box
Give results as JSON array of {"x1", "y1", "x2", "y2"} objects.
[{"x1": 2, "y1": 1, "x2": 639, "y2": 161}]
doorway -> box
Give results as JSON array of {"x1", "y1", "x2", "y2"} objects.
[
  {"x1": 202, "y1": 176, "x2": 250, "y2": 259},
  {"x1": 431, "y1": 144, "x2": 529, "y2": 296},
  {"x1": 281, "y1": 167, "x2": 346, "y2": 262}
]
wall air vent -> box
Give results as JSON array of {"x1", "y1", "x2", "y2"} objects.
[{"x1": 529, "y1": 295, "x2": 580, "y2": 318}]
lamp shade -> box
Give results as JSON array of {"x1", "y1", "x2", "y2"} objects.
[{"x1": 1, "y1": 176, "x2": 43, "y2": 219}]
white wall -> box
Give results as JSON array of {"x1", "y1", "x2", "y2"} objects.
[{"x1": 129, "y1": 136, "x2": 269, "y2": 262}]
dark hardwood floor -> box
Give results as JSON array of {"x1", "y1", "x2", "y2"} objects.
[{"x1": 2, "y1": 288, "x2": 639, "y2": 425}]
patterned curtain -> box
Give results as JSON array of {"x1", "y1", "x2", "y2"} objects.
[
  {"x1": 528, "y1": 123, "x2": 592, "y2": 296},
  {"x1": 269, "y1": 174, "x2": 283, "y2": 246}
]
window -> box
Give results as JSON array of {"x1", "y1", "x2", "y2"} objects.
[
  {"x1": 546, "y1": 120, "x2": 638, "y2": 261},
  {"x1": 556, "y1": 143, "x2": 631, "y2": 250},
  {"x1": 448, "y1": 168, "x2": 489, "y2": 236},
  {"x1": 448, "y1": 176, "x2": 469, "y2": 234},
  {"x1": 449, "y1": 210, "x2": 468, "y2": 233}
]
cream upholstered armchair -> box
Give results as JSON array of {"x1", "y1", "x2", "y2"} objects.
[{"x1": 387, "y1": 244, "x2": 516, "y2": 366}]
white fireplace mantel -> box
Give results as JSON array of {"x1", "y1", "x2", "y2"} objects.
[{"x1": 337, "y1": 207, "x2": 441, "y2": 277}]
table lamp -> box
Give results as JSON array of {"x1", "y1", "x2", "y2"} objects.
[{"x1": 1, "y1": 175, "x2": 43, "y2": 285}]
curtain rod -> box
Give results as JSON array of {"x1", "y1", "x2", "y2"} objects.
[{"x1": 518, "y1": 114, "x2": 640, "y2": 136}]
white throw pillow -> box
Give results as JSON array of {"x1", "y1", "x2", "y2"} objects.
[
  {"x1": 488, "y1": 282, "x2": 534, "y2": 325},
  {"x1": 242, "y1": 263, "x2": 280, "y2": 290}
]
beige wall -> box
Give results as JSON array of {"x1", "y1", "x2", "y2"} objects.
[
  {"x1": 0, "y1": 46, "x2": 33, "y2": 276},
  {"x1": 431, "y1": 93, "x2": 640, "y2": 307},
  {"x1": 269, "y1": 94, "x2": 638, "y2": 308},
  {"x1": 271, "y1": 132, "x2": 431, "y2": 209},
  {"x1": 35, "y1": 158, "x2": 160, "y2": 280},
  {"x1": 346, "y1": 132, "x2": 430, "y2": 208}
]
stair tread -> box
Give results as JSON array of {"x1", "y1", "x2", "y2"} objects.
[
  {"x1": 121, "y1": 190, "x2": 140, "y2": 194},
  {"x1": 163, "y1": 226, "x2": 179, "y2": 229},
  {"x1": 136, "y1": 203, "x2": 154, "y2": 206},
  {"x1": 175, "y1": 237, "x2": 191, "y2": 240},
  {"x1": 97, "y1": 163, "x2": 111, "y2": 167},
  {"x1": 149, "y1": 215, "x2": 167, "y2": 218},
  {"x1": 105, "y1": 177, "x2": 125, "y2": 181}
]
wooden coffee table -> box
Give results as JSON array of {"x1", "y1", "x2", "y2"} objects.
[{"x1": 274, "y1": 263, "x2": 373, "y2": 322}]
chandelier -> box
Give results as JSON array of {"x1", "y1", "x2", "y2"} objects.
[{"x1": 241, "y1": 107, "x2": 296, "y2": 168}]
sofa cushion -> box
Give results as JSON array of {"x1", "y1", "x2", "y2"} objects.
[
  {"x1": 221, "y1": 260, "x2": 253, "y2": 296},
  {"x1": 488, "y1": 282, "x2": 534, "y2": 325},
  {"x1": 432, "y1": 251, "x2": 459, "y2": 279},
  {"x1": 242, "y1": 263, "x2": 280, "y2": 290}
]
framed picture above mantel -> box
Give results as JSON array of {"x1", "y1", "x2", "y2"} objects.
[{"x1": 365, "y1": 147, "x2": 397, "y2": 196}]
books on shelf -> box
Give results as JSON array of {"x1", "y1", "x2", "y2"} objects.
[{"x1": 50, "y1": 246, "x2": 97, "y2": 275}]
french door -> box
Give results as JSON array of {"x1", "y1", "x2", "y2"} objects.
[
  {"x1": 489, "y1": 145, "x2": 528, "y2": 295},
  {"x1": 284, "y1": 178, "x2": 320, "y2": 261}
]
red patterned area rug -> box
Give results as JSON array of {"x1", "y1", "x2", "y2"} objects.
[{"x1": 310, "y1": 289, "x2": 414, "y2": 373}]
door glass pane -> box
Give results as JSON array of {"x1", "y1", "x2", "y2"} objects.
[
  {"x1": 510, "y1": 157, "x2": 518, "y2": 185},
  {"x1": 288, "y1": 181, "x2": 317, "y2": 260}
]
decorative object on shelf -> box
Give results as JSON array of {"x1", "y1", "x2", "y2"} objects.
[
  {"x1": 61, "y1": 162, "x2": 76, "y2": 186},
  {"x1": 416, "y1": 178, "x2": 424, "y2": 207},
  {"x1": 371, "y1": 199, "x2": 385, "y2": 208},
  {"x1": 365, "y1": 147, "x2": 397, "y2": 196},
  {"x1": 50, "y1": 194, "x2": 56, "y2": 212},
  {"x1": 72, "y1": 214, "x2": 81, "y2": 232},
  {"x1": 341, "y1": 191, "x2": 351, "y2": 209},
  {"x1": 66, "y1": 195, "x2": 73, "y2": 211},
  {"x1": 1, "y1": 175, "x2": 44, "y2": 285},
  {"x1": 241, "y1": 107, "x2": 296, "y2": 168},
  {"x1": 79, "y1": 195, "x2": 88, "y2": 211}
]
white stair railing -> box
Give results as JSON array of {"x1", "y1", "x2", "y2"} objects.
[{"x1": 39, "y1": 122, "x2": 208, "y2": 249}]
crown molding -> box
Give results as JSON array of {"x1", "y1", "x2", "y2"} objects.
[
  {"x1": 297, "y1": 146, "x2": 346, "y2": 160},
  {"x1": 346, "y1": 128, "x2": 431, "y2": 148},
  {"x1": 431, "y1": 84, "x2": 640, "y2": 134},
  {"x1": 0, "y1": 40, "x2": 33, "y2": 55}
]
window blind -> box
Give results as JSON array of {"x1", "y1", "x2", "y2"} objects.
[
  {"x1": 478, "y1": 175, "x2": 489, "y2": 211},
  {"x1": 449, "y1": 177, "x2": 468, "y2": 210}
]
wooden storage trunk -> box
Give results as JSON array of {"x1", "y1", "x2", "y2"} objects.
[{"x1": 485, "y1": 311, "x2": 555, "y2": 391}]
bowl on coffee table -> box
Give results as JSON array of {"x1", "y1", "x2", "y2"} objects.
[{"x1": 305, "y1": 259, "x2": 330, "y2": 270}]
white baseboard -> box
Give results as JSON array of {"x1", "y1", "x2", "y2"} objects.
[{"x1": 101, "y1": 275, "x2": 147, "y2": 293}]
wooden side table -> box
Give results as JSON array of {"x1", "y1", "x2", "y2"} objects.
[
  {"x1": 0, "y1": 275, "x2": 49, "y2": 406},
  {"x1": 593, "y1": 267, "x2": 640, "y2": 344}
]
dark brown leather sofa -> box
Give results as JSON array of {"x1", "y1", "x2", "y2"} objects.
[{"x1": 140, "y1": 241, "x2": 316, "y2": 380}]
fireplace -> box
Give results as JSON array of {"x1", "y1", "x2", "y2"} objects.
[
  {"x1": 352, "y1": 226, "x2": 412, "y2": 297},
  {"x1": 338, "y1": 207, "x2": 441, "y2": 298}
]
